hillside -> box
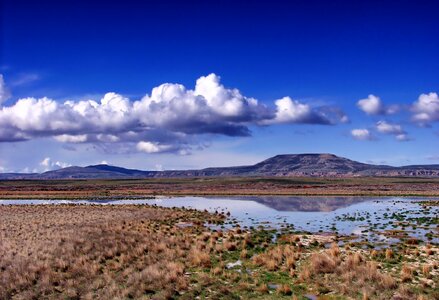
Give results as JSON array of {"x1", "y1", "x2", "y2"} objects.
[{"x1": 2, "y1": 153, "x2": 439, "y2": 179}]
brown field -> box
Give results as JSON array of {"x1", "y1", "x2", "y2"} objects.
[
  {"x1": 2, "y1": 177, "x2": 439, "y2": 199},
  {"x1": 1, "y1": 205, "x2": 438, "y2": 299}
]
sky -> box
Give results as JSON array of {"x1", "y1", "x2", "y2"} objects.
[{"x1": 0, "y1": 0, "x2": 439, "y2": 172}]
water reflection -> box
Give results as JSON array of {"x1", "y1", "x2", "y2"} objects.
[{"x1": 221, "y1": 196, "x2": 372, "y2": 212}]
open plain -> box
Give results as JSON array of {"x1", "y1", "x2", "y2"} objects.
[{"x1": 2, "y1": 177, "x2": 439, "y2": 199}]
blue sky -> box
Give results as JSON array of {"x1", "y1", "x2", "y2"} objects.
[{"x1": 1, "y1": 0, "x2": 439, "y2": 172}]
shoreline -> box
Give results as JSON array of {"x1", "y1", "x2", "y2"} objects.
[{"x1": 2, "y1": 191, "x2": 439, "y2": 200}]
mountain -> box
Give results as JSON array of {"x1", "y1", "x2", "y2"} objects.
[
  {"x1": 2, "y1": 153, "x2": 439, "y2": 179},
  {"x1": 39, "y1": 166, "x2": 141, "y2": 179}
]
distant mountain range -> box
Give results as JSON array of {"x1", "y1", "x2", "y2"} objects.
[{"x1": 2, "y1": 153, "x2": 439, "y2": 179}]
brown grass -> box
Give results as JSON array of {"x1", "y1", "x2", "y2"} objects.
[
  {"x1": 1, "y1": 203, "x2": 437, "y2": 299},
  {"x1": 401, "y1": 264, "x2": 413, "y2": 283},
  {"x1": 3, "y1": 176, "x2": 439, "y2": 199},
  {"x1": 276, "y1": 284, "x2": 292, "y2": 295},
  {"x1": 385, "y1": 248, "x2": 394, "y2": 260},
  {"x1": 309, "y1": 252, "x2": 338, "y2": 273},
  {"x1": 422, "y1": 264, "x2": 431, "y2": 279},
  {"x1": 0, "y1": 204, "x2": 223, "y2": 299},
  {"x1": 256, "y1": 283, "x2": 269, "y2": 294},
  {"x1": 190, "y1": 248, "x2": 211, "y2": 267},
  {"x1": 299, "y1": 247, "x2": 399, "y2": 298}
]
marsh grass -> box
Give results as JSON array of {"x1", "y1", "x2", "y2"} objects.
[
  {"x1": 295, "y1": 245, "x2": 439, "y2": 299},
  {"x1": 0, "y1": 205, "x2": 223, "y2": 299},
  {"x1": 1, "y1": 204, "x2": 437, "y2": 299}
]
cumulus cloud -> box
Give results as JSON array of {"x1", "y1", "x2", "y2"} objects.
[
  {"x1": 411, "y1": 92, "x2": 439, "y2": 125},
  {"x1": 40, "y1": 157, "x2": 71, "y2": 172},
  {"x1": 375, "y1": 120, "x2": 404, "y2": 134},
  {"x1": 357, "y1": 94, "x2": 399, "y2": 115},
  {"x1": 266, "y1": 97, "x2": 340, "y2": 125},
  {"x1": 0, "y1": 73, "x2": 348, "y2": 153},
  {"x1": 375, "y1": 121, "x2": 410, "y2": 141},
  {"x1": 351, "y1": 129, "x2": 374, "y2": 141},
  {"x1": 0, "y1": 75, "x2": 11, "y2": 105}
]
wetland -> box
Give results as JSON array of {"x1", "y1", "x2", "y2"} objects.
[{"x1": 1, "y1": 195, "x2": 438, "y2": 299}]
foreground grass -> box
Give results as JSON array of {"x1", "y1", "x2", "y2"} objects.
[
  {"x1": 1, "y1": 205, "x2": 438, "y2": 299},
  {"x1": 2, "y1": 177, "x2": 439, "y2": 199}
]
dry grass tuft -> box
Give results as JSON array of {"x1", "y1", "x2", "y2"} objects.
[
  {"x1": 329, "y1": 243, "x2": 340, "y2": 257},
  {"x1": 256, "y1": 283, "x2": 269, "y2": 294},
  {"x1": 401, "y1": 264, "x2": 413, "y2": 283},
  {"x1": 421, "y1": 264, "x2": 431, "y2": 279},
  {"x1": 240, "y1": 249, "x2": 248, "y2": 259},
  {"x1": 190, "y1": 248, "x2": 211, "y2": 267},
  {"x1": 309, "y1": 252, "x2": 337, "y2": 274},
  {"x1": 277, "y1": 284, "x2": 292, "y2": 295},
  {"x1": 385, "y1": 248, "x2": 394, "y2": 260}
]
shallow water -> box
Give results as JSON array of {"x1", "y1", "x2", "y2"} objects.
[{"x1": 2, "y1": 196, "x2": 438, "y2": 244}]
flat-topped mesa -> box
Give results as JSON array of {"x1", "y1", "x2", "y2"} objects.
[{"x1": 251, "y1": 153, "x2": 373, "y2": 175}]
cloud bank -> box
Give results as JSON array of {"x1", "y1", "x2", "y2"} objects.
[{"x1": 0, "y1": 73, "x2": 347, "y2": 153}]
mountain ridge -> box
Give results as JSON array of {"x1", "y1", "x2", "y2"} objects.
[{"x1": 1, "y1": 153, "x2": 439, "y2": 179}]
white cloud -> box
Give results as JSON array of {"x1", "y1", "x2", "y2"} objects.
[
  {"x1": 411, "y1": 92, "x2": 439, "y2": 124},
  {"x1": 386, "y1": 105, "x2": 401, "y2": 115},
  {"x1": 266, "y1": 97, "x2": 333, "y2": 125},
  {"x1": 375, "y1": 120, "x2": 404, "y2": 134},
  {"x1": 136, "y1": 141, "x2": 173, "y2": 154},
  {"x1": 351, "y1": 128, "x2": 373, "y2": 141},
  {"x1": 395, "y1": 134, "x2": 410, "y2": 141},
  {"x1": 54, "y1": 134, "x2": 88, "y2": 143},
  {"x1": 357, "y1": 94, "x2": 399, "y2": 115},
  {"x1": 375, "y1": 120, "x2": 411, "y2": 141},
  {"x1": 193, "y1": 74, "x2": 258, "y2": 117},
  {"x1": 0, "y1": 75, "x2": 11, "y2": 105},
  {"x1": 40, "y1": 157, "x2": 51, "y2": 168},
  {"x1": 340, "y1": 115, "x2": 350, "y2": 123},
  {"x1": 40, "y1": 157, "x2": 71, "y2": 172},
  {"x1": 0, "y1": 73, "x2": 348, "y2": 153},
  {"x1": 357, "y1": 95, "x2": 383, "y2": 115}
]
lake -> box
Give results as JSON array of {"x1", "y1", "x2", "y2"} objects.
[{"x1": 1, "y1": 196, "x2": 438, "y2": 245}]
